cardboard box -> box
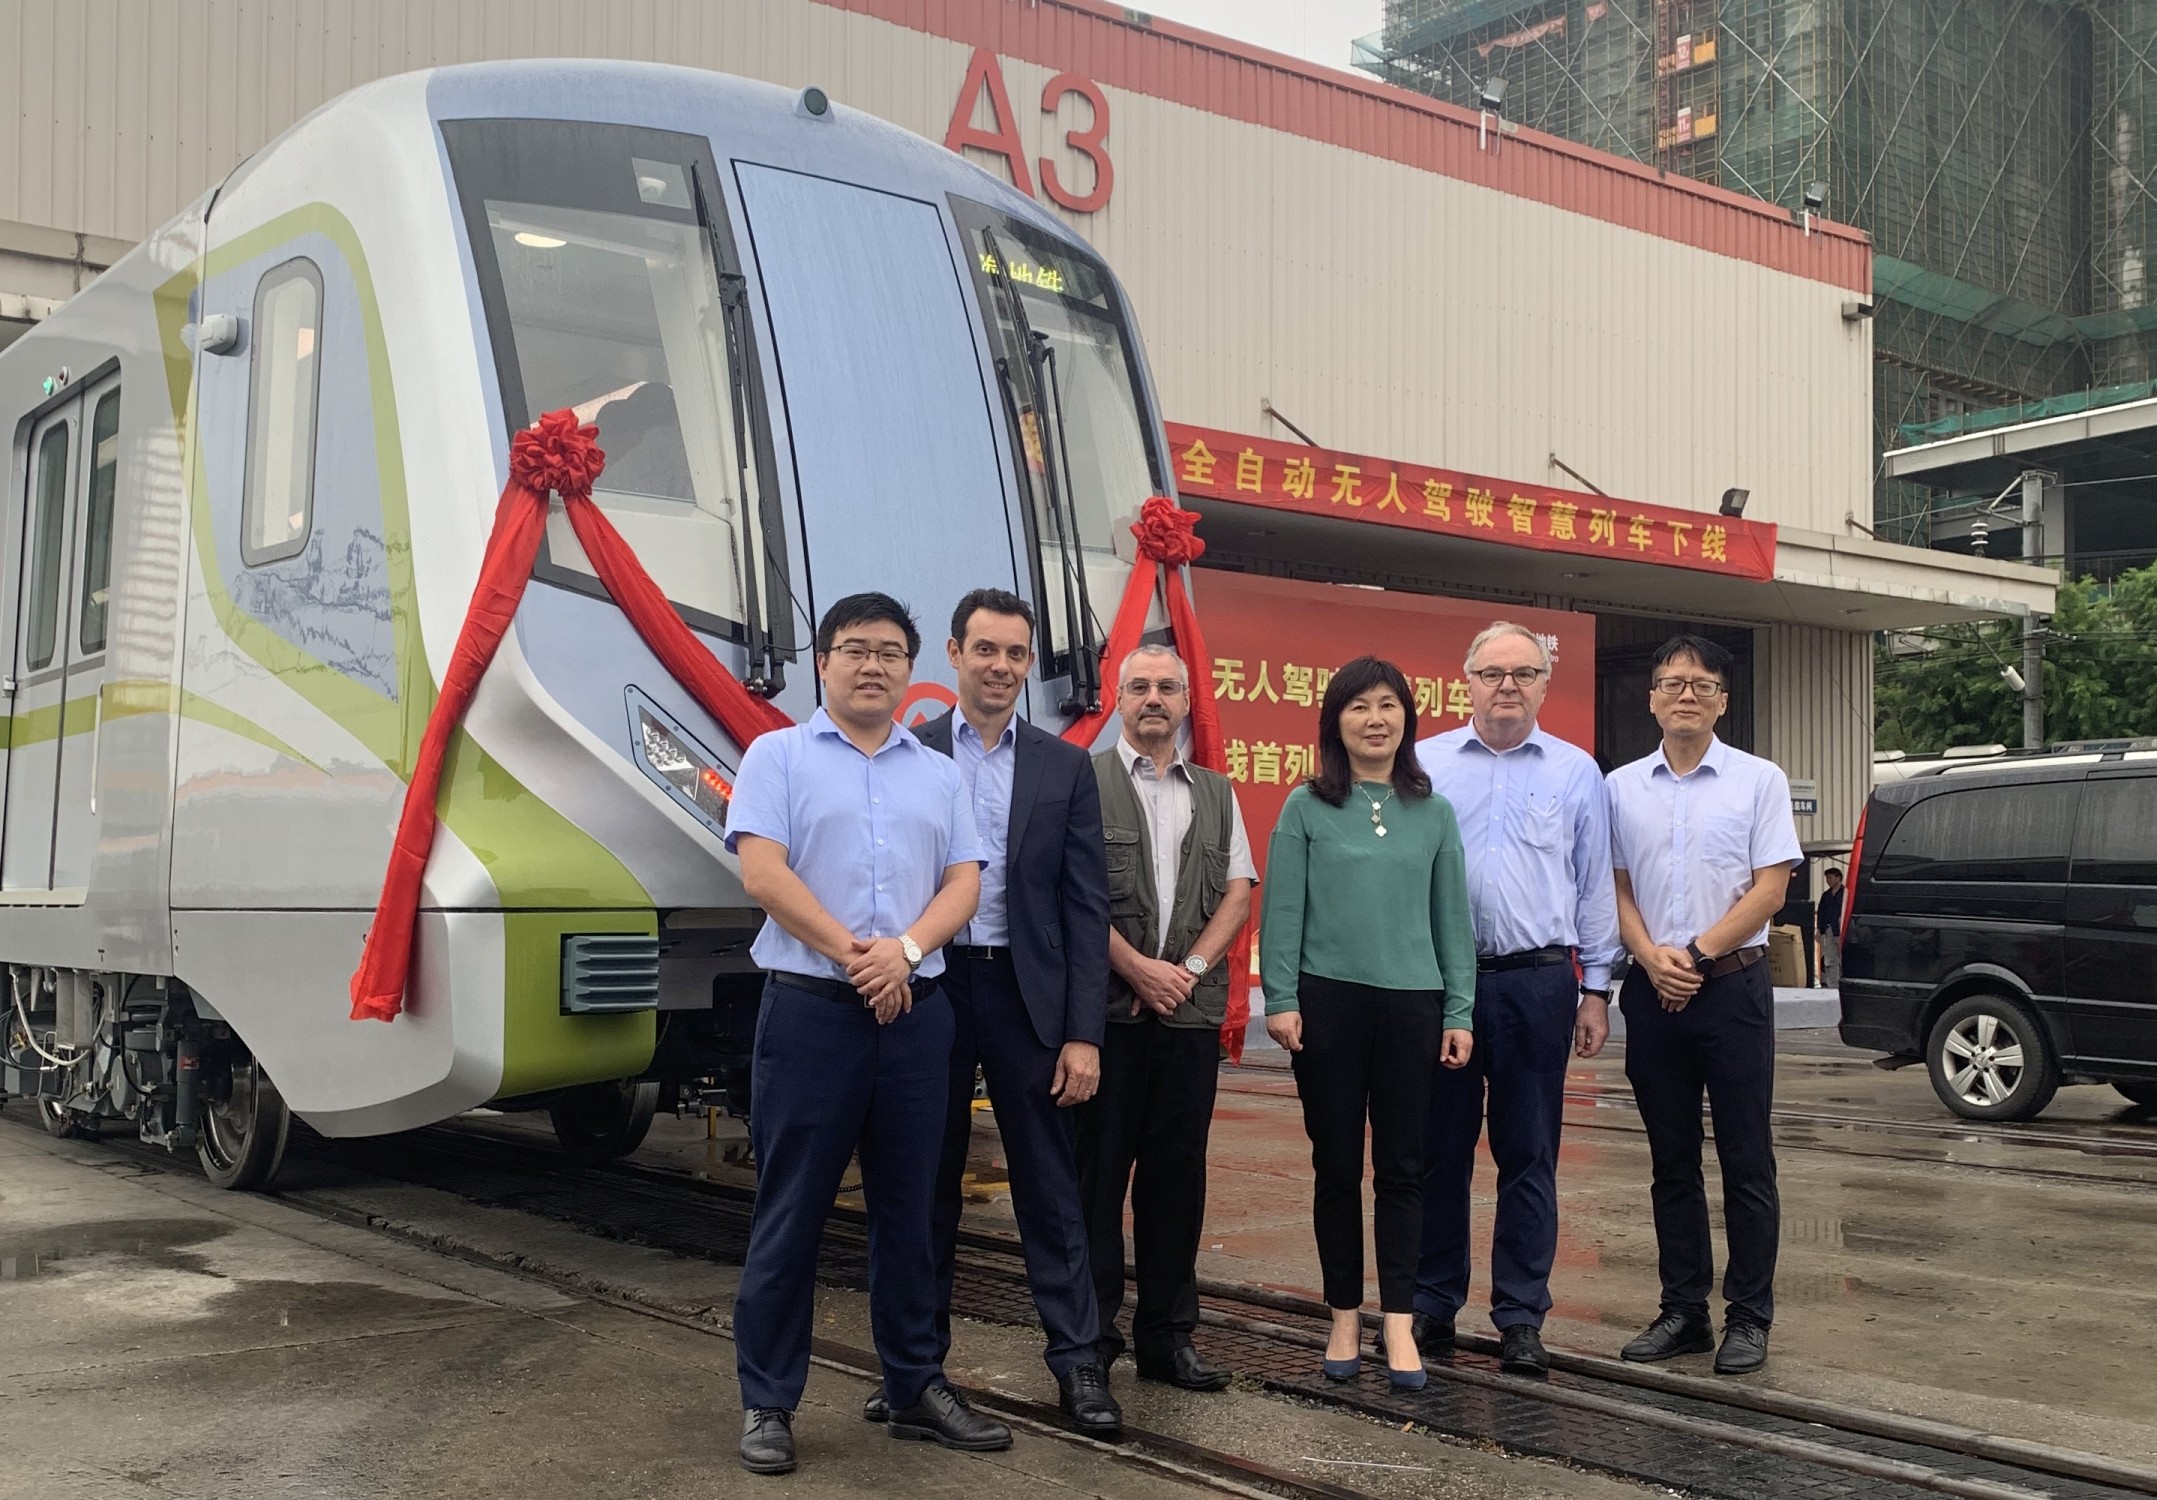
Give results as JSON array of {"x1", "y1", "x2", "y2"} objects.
[{"x1": 1767, "y1": 924, "x2": 1804, "y2": 988}]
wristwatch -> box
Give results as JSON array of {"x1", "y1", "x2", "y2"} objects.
[
  {"x1": 899, "y1": 934, "x2": 923, "y2": 973},
  {"x1": 1685, "y1": 940, "x2": 1713, "y2": 975},
  {"x1": 1580, "y1": 987, "x2": 1610, "y2": 1001},
  {"x1": 1183, "y1": 954, "x2": 1210, "y2": 978}
]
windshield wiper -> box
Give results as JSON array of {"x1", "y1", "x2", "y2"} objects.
[
  {"x1": 981, "y1": 228, "x2": 1102, "y2": 716},
  {"x1": 694, "y1": 162, "x2": 784, "y2": 696}
]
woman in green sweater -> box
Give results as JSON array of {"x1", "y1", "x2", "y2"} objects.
[{"x1": 1262, "y1": 656, "x2": 1478, "y2": 1388}]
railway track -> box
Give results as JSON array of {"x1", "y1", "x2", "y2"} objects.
[{"x1": 34, "y1": 1110, "x2": 2144, "y2": 1500}]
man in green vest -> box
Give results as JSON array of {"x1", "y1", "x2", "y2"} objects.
[{"x1": 1078, "y1": 643, "x2": 1255, "y2": 1393}]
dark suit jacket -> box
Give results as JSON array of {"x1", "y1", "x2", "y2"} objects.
[{"x1": 915, "y1": 712, "x2": 1111, "y2": 1050}]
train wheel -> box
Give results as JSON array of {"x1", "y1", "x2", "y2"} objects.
[
  {"x1": 35, "y1": 1096, "x2": 86, "y2": 1138},
  {"x1": 549, "y1": 1079, "x2": 658, "y2": 1164},
  {"x1": 197, "y1": 1057, "x2": 291, "y2": 1190}
]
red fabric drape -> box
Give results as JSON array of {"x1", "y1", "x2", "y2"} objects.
[
  {"x1": 350, "y1": 411, "x2": 790, "y2": 1023},
  {"x1": 1062, "y1": 497, "x2": 1253, "y2": 1063}
]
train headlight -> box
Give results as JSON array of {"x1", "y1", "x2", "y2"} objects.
[{"x1": 632, "y1": 699, "x2": 732, "y2": 833}]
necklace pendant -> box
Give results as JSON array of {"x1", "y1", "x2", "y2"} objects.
[{"x1": 1374, "y1": 823, "x2": 1388, "y2": 837}]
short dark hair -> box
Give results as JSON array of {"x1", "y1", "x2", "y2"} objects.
[
  {"x1": 1309, "y1": 656, "x2": 1432, "y2": 808},
  {"x1": 1651, "y1": 633, "x2": 1734, "y2": 680},
  {"x1": 950, "y1": 587, "x2": 1035, "y2": 647},
  {"x1": 815, "y1": 592, "x2": 920, "y2": 659},
  {"x1": 1823, "y1": 866, "x2": 1845, "y2": 881}
]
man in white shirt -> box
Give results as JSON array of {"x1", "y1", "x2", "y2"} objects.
[{"x1": 1604, "y1": 635, "x2": 1801, "y2": 1376}]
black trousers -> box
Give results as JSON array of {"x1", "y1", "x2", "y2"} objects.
[
  {"x1": 1289, "y1": 973, "x2": 1446, "y2": 1312},
  {"x1": 931, "y1": 952, "x2": 1099, "y2": 1376},
  {"x1": 1619, "y1": 959, "x2": 1780, "y2": 1329},
  {"x1": 1075, "y1": 1018, "x2": 1219, "y2": 1362}
]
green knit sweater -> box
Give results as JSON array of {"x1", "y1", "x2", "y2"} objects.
[{"x1": 1259, "y1": 781, "x2": 1479, "y2": 1029}]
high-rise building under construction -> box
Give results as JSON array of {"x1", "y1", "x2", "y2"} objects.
[{"x1": 1359, "y1": 0, "x2": 2157, "y2": 546}]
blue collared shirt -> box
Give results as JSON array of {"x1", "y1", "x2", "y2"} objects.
[
  {"x1": 1604, "y1": 736, "x2": 1803, "y2": 950},
  {"x1": 953, "y1": 716, "x2": 1017, "y2": 947},
  {"x1": 1417, "y1": 724, "x2": 1622, "y2": 992},
  {"x1": 723, "y1": 708, "x2": 984, "y2": 981}
]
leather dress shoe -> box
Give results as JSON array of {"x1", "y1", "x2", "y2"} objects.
[
  {"x1": 861, "y1": 1388, "x2": 888, "y2": 1423},
  {"x1": 1410, "y1": 1312, "x2": 1456, "y2": 1356},
  {"x1": 1620, "y1": 1311, "x2": 1715, "y2": 1363},
  {"x1": 1714, "y1": 1321, "x2": 1769, "y2": 1374},
  {"x1": 739, "y1": 1409, "x2": 796, "y2": 1475},
  {"x1": 1136, "y1": 1343, "x2": 1232, "y2": 1392},
  {"x1": 1498, "y1": 1325, "x2": 1550, "y2": 1375},
  {"x1": 1057, "y1": 1361, "x2": 1122, "y2": 1433},
  {"x1": 887, "y1": 1383, "x2": 1013, "y2": 1452}
]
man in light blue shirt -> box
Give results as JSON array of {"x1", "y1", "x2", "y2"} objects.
[
  {"x1": 1604, "y1": 634, "x2": 1801, "y2": 1378},
  {"x1": 1413, "y1": 621, "x2": 1620, "y2": 1375},
  {"x1": 724, "y1": 592, "x2": 1005, "y2": 1476}
]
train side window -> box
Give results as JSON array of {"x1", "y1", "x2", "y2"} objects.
[
  {"x1": 79, "y1": 387, "x2": 121, "y2": 653},
  {"x1": 2071, "y1": 779, "x2": 2157, "y2": 886},
  {"x1": 25, "y1": 421, "x2": 71, "y2": 671},
  {"x1": 241, "y1": 258, "x2": 323, "y2": 566},
  {"x1": 1874, "y1": 780, "x2": 2080, "y2": 883}
]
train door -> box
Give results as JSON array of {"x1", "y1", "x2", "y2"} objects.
[
  {"x1": 3, "y1": 384, "x2": 99, "y2": 893},
  {"x1": 51, "y1": 380, "x2": 121, "y2": 889}
]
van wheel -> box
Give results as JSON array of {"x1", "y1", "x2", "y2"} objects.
[
  {"x1": 2112, "y1": 1081, "x2": 2157, "y2": 1108},
  {"x1": 549, "y1": 1080, "x2": 658, "y2": 1164},
  {"x1": 1926, "y1": 995, "x2": 2058, "y2": 1122},
  {"x1": 198, "y1": 1057, "x2": 291, "y2": 1190}
]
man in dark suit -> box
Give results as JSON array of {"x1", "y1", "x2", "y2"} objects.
[{"x1": 863, "y1": 587, "x2": 1120, "y2": 1433}]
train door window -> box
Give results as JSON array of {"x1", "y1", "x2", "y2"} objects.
[
  {"x1": 25, "y1": 421, "x2": 72, "y2": 671},
  {"x1": 78, "y1": 387, "x2": 120, "y2": 653},
  {"x1": 952, "y1": 197, "x2": 1161, "y2": 665},
  {"x1": 241, "y1": 258, "x2": 323, "y2": 566},
  {"x1": 443, "y1": 119, "x2": 778, "y2": 644}
]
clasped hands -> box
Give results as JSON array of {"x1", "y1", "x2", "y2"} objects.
[
  {"x1": 1126, "y1": 953, "x2": 1199, "y2": 1018},
  {"x1": 843, "y1": 935, "x2": 915, "y2": 1024},
  {"x1": 1637, "y1": 944, "x2": 1705, "y2": 1012}
]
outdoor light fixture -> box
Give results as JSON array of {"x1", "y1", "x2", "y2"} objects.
[
  {"x1": 1719, "y1": 487, "x2": 1750, "y2": 517},
  {"x1": 1803, "y1": 181, "x2": 1828, "y2": 212},
  {"x1": 1478, "y1": 77, "x2": 1508, "y2": 153}
]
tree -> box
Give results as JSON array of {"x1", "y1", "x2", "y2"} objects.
[{"x1": 1876, "y1": 567, "x2": 2157, "y2": 752}]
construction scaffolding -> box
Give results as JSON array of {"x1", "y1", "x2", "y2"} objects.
[{"x1": 1364, "y1": 0, "x2": 2138, "y2": 545}]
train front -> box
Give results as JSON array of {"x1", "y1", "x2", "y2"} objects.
[{"x1": 400, "y1": 64, "x2": 1167, "y2": 1136}]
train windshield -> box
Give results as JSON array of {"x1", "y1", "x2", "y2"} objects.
[
  {"x1": 954, "y1": 198, "x2": 1161, "y2": 664},
  {"x1": 444, "y1": 120, "x2": 785, "y2": 655}
]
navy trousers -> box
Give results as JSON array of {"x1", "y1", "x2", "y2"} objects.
[
  {"x1": 1619, "y1": 959, "x2": 1779, "y2": 1329},
  {"x1": 735, "y1": 975, "x2": 953, "y2": 1412},
  {"x1": 1416, "y1": 961, "x2": 1577, "y2": 1330},
  {"x1": 931, "y1": 951, "x2": 1100, "y2": 1376}
]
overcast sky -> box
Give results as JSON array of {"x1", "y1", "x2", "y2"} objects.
[{"x1": 1136, "y1": 0, "x2": 1385, "y2": 71}]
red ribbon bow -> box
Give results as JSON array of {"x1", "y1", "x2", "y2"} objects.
[{"x1": 1131, "y1": 494, "x2": 1207, "y2": 568}]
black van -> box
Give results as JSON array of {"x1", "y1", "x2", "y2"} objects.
[{"x1": 1840, "y1": 747, "x2": 2157, "y2": 1121}]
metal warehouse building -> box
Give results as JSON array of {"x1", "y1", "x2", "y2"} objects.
[{"x1": 0, "y1": 0, "x2": 2057, "y2": 849}]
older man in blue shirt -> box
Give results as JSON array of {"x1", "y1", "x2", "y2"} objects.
[
  {"x1": 1605, "y1": 634, "x2": 1802, "y2": 1377},
  {"x1": 726, "y1": 592, "x2": 1005, "y2": 1476},
  {"x1": 1414, "y1": 622, "x2": 1620, "y2": 1375}
]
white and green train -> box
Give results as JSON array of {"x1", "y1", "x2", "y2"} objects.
[{"x1": 0, "y1": 62, "x2": 1163, "y2": 1186}]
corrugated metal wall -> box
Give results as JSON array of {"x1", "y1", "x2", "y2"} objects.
[
  {"x1": 1756, "y1": 621, "x2": 1872, "y2": 843},
  {"x1": 0, "y1": 0, "x2": 1870, "y2": 535}
]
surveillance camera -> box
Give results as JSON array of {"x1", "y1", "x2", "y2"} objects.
[{"x1": 2001, "y1": 664, "x2": 2025, "y2": 694}]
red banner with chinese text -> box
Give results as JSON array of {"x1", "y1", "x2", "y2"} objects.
[
  {"x1": 1192, "y1": 571, "x2": 1596, "y2": 888},
  {"x1": 1166, "y1": 422, "x2": 1776, "y2": 582}
]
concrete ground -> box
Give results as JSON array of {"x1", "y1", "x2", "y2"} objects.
[{"x1": 0, "y1": 1123, "x2": 1654, "y2": 1499}]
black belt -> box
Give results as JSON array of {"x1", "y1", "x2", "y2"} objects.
[
  {"x1": 770, "y1": 970, "x2": 940, "y2": 1004},
  {"x1": 951, "y1": 945, "x2": 1010, "y2": 962},
  {"x1": 1703, "y1": 945, "x2": 1767, "y2": 979},
  {"x1": 1478, "y1": 945, "x2": 1571, "y2": 973}
]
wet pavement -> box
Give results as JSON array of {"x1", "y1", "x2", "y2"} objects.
[{"x1": 0, "y1": 1121, "x2": 1655, "y2": 1498}]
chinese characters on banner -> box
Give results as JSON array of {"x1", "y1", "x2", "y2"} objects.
[
  {"x1": 1166, "y1": 422, "x2": 1777, "y2": 582},
  {"x1": 1193, "y1": 571, "x2": 1596, "y2": 884}
]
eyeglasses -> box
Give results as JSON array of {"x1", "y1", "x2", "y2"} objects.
[
  {"x1": 828, "y1": 643, "x2": 912, "y2": 666},
  {"x1": 1121, "y1": 678, "x2": 1188, "y2": 697},
  {"x1": 1652, "y1": 676, "x2": 1727, "y2": 699},
  {"x1": 1472, "y1": 666, "x2": 1545, "y2": 687}
]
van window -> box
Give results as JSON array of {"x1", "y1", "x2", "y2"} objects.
[
  {"x1": 241, "y1": 258, "x2": 323, "y2": 566},
  {"x1": 1874, "y1": 780, "x2": 2080, "y2": 883},
  {"x1": 2071, "y1": 778, "x2": 2157, "y2": 885}
]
